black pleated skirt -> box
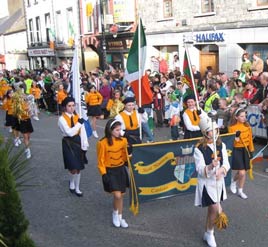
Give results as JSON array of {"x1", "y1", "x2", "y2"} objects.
[
  {"x1": 62, "y1": 135, "x2": 86, "y2": 171},
  {"x1": 102, "y1": 165, "x2": 129, "y2": 193},
  {"x1": 231, "y1": 147, "x2": 250, "y2": 170}
]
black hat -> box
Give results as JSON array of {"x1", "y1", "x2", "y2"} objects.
[
  {"x1": 183, "y1": 94, "x2": 196, "y2": 103},
  {"x1": 123, "y1": 97, "x2": 135, "y2": 105},
  {"x1": 62, "y1": 96, "x2": 75, "y2": 107}
]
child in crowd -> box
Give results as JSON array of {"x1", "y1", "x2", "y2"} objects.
[
  {"x1": 2, "y1": 89, "x2": 14, "y2": 133},
  {"x1": 216, "y1": 98, "x2": 230, "y2": 134},
  {"x1": 153, "y1": 84, "x2": 164, "y2": 127},
  {"x1": 106, "y1": 90, "x2": 124, "y2": 118},
  {"x1": 85, "y1": 85, "x2": 103, "y2": 138},
  {"x1": 228, "y1": 108, "x2": 254, "y2": 199},
  {"x1": 56, "y1": 84, "x2": 68, "y2": 115},
  {"x1": 97, "y1": 119, "x2": 129, "y2": 228}
]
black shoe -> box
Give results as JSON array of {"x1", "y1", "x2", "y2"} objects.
[
  {"x1": 75, "y1": 191, "x2": 83, "y2": 197},
  {"x1": 69, "y1": 188, "x2": 75, "y2": 193},
  {"x1": 69, "y1": 181, "x2": 75, "y2": 193}
]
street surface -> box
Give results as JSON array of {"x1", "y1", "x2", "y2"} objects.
[{"x1": 0, "y1": 110, "x2": 268, "y2": 247}]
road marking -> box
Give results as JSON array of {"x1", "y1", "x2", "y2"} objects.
[{"x1": 253, "y1": 171, "x2": 268, "y2": 179}]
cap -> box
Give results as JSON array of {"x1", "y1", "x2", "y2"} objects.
[
  {"x1": 62, "y1": 96, "x2": 75, "y2": 107},
  {"x1": 183, "y1": 94, "x2": 196, "y2": 103},
  {"x1": 123, "y1": 97, "x2": 135, "y2": 105}
]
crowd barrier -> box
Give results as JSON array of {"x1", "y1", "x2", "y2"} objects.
[{"x1": 247, "y1": 104, "x2": 267, "y2": 139}]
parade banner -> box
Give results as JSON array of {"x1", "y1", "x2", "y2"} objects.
[
  {"x1": 247, "y1": 104, "x2": 267, "y2": 139},
  {"x1": 129, "y1": 134, "x2": 235, "y2": 208}
]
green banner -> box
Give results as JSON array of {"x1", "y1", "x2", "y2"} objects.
[{"x1": 129, "y1": 134, "x2": 235, "y2": 207}]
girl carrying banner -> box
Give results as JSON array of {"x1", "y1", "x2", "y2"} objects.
[{"x1": 97, "y1": 119, "x2": 129, "y2": 228}]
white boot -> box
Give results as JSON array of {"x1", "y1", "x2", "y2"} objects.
[
  {"x1": 74, "y1": 173, "x2": 83, "y2": 197},
  {"x1": 25, "y1": 148, "x2": 31, "y2": 159},
  {"x1": 230, "y1": 179, "x2": 237, "y2": 194},
  {"x1": 203, "y1": 230, "x2": 217, "y2": 247},
  {"x1": 112, "y1": 210, "x2": 120, "y2": 228},
  {"x1": 92, "y1": 130, "x2": 99, "y2": 138},
  {"x1": 14, "y1": 138, "x2": 20, "y2": 147},
  {"x1": 238, "y1": 188, "x2": 248, "y2": 199},
  {"x1": 119, "y1": 214, "x2": 128, "y2": 228},
  {"x1": 69, "y1": 174, "x2": 75, "y2": 193}
]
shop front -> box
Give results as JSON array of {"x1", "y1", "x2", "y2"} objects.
[
  {"x1": 105, "y1": 33, "x2": 134, "y2": 70},
  {"x1": 28, "y1": 47, "x2": 56, "y2": 70}
]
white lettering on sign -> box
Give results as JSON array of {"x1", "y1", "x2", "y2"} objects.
[{"x1": 28, "y1": 49, "x2": 55, "y2": 57}]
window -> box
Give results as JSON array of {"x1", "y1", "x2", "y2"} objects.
[
  {"x1": 29, "y1": 19, "x2": 34, "y2": 44},
  {"x1": 201, "y1": 0, "x2": 214, "y2": 13},
  {"x1": 55, "y1": 11, "x2": 63, "y2": 43},
  {"x1": 66, "y1": 8, "x2": 74, "y2": 37},
  {"x1": 257, "y1": 0, "x2": 268, "y2": 6},
  {"x1": 45, "y1": 13, "x2": 51, "y2": 43},
  {"x1": 36, "y1": 17, "x2": 41, "y2": 43},
  {"x1": 163, "y1": 0, "x2": 173, "y2": 18}
]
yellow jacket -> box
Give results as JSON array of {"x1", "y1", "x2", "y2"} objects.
[
  {"x1": 97, "y1": 137, "x2": 128, "y2": 175},
  {"x1": 228, "y1": 122, "x2": 254, "y2": 152},
  {"x1": 85, "y1": 92, "x2": 103, "y2": 106}
]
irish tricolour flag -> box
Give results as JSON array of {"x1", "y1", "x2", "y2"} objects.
[{"x1": 125, "y1": 19, "x2": 153, "y2": 106}]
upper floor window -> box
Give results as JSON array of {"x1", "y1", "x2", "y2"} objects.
[
  {"x1": 36, "y1": 17, "x2": 41, "y2": 43},
  {"x1": 45, "y1": 13, "x2": 51, "y2": 43},
  {"x1": 257, "y1": 0, "x2": 268, "y2": 6},
  {"x1": 163, "y1": 0, "x2": 173, "y2": 18},
  {"x1": 27, "y1": 0, "x2": 31, "y2": 7},
  {"x1": 55, "y1": 11, "x2": 63, "y2": 43},
  {"x1": 201, "y1": 0, "x2": 214, "y2": 13},
  {"x1": 29, "y1": 19, "x2": 34, "y2": 43}
]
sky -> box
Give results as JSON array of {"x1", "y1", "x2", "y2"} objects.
[{"x1": 0, "y1": 0, "x2": 9, "y2": 18}]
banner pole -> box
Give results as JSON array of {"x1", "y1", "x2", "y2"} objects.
[
  {"x1": 138, "y1": 16, "x2": 142, "y2": 140},
  {"x1": 184, "y1": 43, "x2": 200, "y2": 110}
]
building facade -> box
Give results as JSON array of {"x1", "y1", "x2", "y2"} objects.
[
  {"x1": 140, "y1": 0, "x2": 268, "y2": 77},
  {"x1": 0, "y1": 0, "x2": 28, "y2": 70},
  {"x1": 24, "y1": 0, "x2": 80, "y2": 70},
  {"x1": 80, "y1": 0, "x2": 136, "y2": 72}
]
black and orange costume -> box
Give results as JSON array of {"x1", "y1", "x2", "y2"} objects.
[
  {"x1": 228, "y1": 122, "x2": 254, "y2": 170},
  {"x1": 97, "y1": 137, "x2": 129, "y2": 193}
]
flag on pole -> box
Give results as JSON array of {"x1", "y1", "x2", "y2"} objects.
[
  {"x1": 182, "y1": 51, "x2": 194, "y2": 91},
  {"x1": 125, "y1": 19, "x2": 153, "y2": 106},
  {"x1": 182, "y1": 49, "x2": 199, "y2": 106},
  {"x1": 69, "y1": 45, "x2": 92, "y2": 138},
  {"x1": 68, "y1": 22, "x2": 75, "y2": 47}
]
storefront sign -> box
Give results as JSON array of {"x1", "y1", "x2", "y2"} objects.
[
  {"x1": 113, "y1": 0, "x2": 135, "y2": 23},
  {"x1": 28, "y1": 48, "x2": 55, "y2": 57},
  {"x1": 195, "y1": 32, "x2": 224, "y2": 42},
  {"x1": 107, "y1": 40, "x2": 124, "y2": 50}
]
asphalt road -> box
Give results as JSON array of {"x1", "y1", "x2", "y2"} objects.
[{"x1": 1, "y1": 110, "x2": 268, "y2": 247}]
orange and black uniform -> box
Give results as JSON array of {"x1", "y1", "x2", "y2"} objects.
[
  {"x1": 182, "y1": 108, "x2": 203, "y2": 139},
  {"x1": 228, "y1": 122, "x2": 254, "y2": 170},
  {"x1": 2, "y1": 98, "x2": 14, "y2": 127},
  {"x1": 97, "y1": 137, "x2": 129, "y2": 193},
  {"x1": 85, "y1": 91, "x2": 103, "y2": 116},
  {"x1": 59, "y1": 112, "x2": 87, "y2": 170}
]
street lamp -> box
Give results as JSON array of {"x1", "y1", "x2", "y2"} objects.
[{"x1": 100, "y1": 0, "x2": 107, "y2": 71}]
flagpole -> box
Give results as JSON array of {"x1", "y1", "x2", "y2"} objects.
[
  {"x1": 184, "y1": 43, "x2": 200, "y2": 110},
  {"x1": 138, "y1": 16, "x2": 143, "y2": 140},
  {"x1": 74, "y1": 36, "x2": 82, "y2": 116}
]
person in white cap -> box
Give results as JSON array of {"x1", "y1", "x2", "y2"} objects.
[{"x1": 194, "y1": 115, "x2": 230, "y2": 247}]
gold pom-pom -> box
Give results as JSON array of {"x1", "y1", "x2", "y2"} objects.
[{"x1": 214, "y1": 212, "x2": 229, "y2": 230}]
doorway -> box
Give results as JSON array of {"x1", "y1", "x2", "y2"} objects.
[{"x1": 197, "y1": 45, "x2": 219, "y2": 77}]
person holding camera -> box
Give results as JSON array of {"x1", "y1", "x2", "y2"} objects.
[{"x1": 58, "y1": 96, "x2": 88, "y2": 197}]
